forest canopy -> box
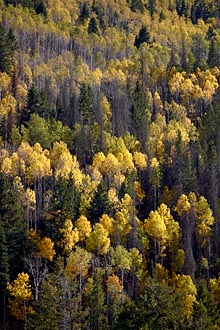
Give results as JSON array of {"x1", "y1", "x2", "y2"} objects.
[{"x1": 1, "y1": 0, "x2": 220, "y2": 329}]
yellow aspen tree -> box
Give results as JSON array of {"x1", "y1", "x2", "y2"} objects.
[
  {"x1": 110, "y1": 245, "x2": 132, "y2": 288},
  {"x1": 195, "y1": 196, "x2": 214, "y2": 248},
  {"x1": 154, "y1": 263, "x2": 169, "y2": 284},
  {"x1": 132, "y1": 151, "x2": 148, "y2": 170},
  {"x1": 26, "y1": 230, "x2": 56, "y2": 301},
  {"x1": 86, "y1": 223, "x2": 110, "y2": 254},
  {"x1": 99, "y1": 214, "x2": 115, "y2": 237},
  {"x1": 38, "y1": 237, "x2": 56, "y2": 261},
  {"x1": 75, "y1": 215, "x2": 92, "y2": 242},
  {"x1": 65, "y1": 246, "x2": 91, "y2": 280},
  {"x1": 157, "y1": 203, "x2": 181, "y2": 253},
  {"x1": 59, "y1": 219, "x2": 79, "y2": 253},
  {"x1": 134, "y1": 181, "x2": 145, "y2": 203},
  {"x1": 113, "y1": 210, "x2": 132, "y2": 245},
  {"x1": 171, "y1": 273, "x2": 197, "y2": 321},
  {"x1": 149, "y1": 157, "x2": 162, "y2": 210},
  {"x1": 101, "y1": 95, "x2": 112, "y2": 132},
  {"x1": 8, "y1": 272, "x2": 34, "y2": 322},
  {"x1": 144, "y1": 209, "x2": 167, "y2": 261}
]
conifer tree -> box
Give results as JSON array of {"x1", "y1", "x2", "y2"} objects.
[
  {"x1": 0, "y1": 26, "x2": 17, "y2": 75},
  {"x1": 134, "y1": 26, "x2": 150, "y2": 49}
]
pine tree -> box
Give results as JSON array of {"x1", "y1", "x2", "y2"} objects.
[
  {"x1": 0, "y1": 174, "x2": 25, "y2": 279},
  {"x1": 79, "y1": 3, "x2": 90, "y2": 23},
  {"x1": 0, "y1": 221, "x2": 9, "y2": 329},
  {"x1": 130, "y1": 81, "x2": 151, "y2": 151},
  {"x1": 207, "y1": 38, "x2": 219, "y2": 68},
  {"x1": 88, "y1": 181, "x2": 112, "y2": 224},
  {"x1": 0, "y1": 25, "x2": 17, "y2": 75},
  {"x1": 134, "y1": 26, "x2": 150, "y2": 49},
  {"x1": 88, "y1": 17, "x2": 99, "y2": 35}
]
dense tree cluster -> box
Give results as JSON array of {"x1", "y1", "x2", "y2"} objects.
[{"x1": 1, "y1": 0, "x2": 220, "y2": 329}]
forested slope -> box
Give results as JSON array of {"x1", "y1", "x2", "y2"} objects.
[{"x1": 1, "y1": 0, "x2": 220, "y2": 328}]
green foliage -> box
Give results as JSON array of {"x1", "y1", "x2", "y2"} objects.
[
  {"x1": 88, "y1": 17, "x2": 99, "y2": 34},
  {"x1": 134, "y1": 25, "x2": 150, "y2": 48},
  {"x1": 0, "y1": 25, "x2": 17, "y2": 74},
  {"x1": 88, "y1": 181, "x2": 112, "y2": 224},
  {"x1": 1, "y1": 0, "x2": 220, "y2": 328}
]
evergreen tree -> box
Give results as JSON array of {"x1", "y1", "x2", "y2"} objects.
[
  {"x1": 134, "y1": 25, "x2": 150, "y2": 48},
  {"x1": 0, "y1": 174, "x2": 25, "y2": 279},
  {"x1": 0, "y1": 222, "x2": 9, "y2": 329},
  {"x1": 207, "y1": 38, "x2": 219, "y2": 68},
  {"x1": 78, "y1": 83, "x2": 94, "y2": 126},
  {"x1": 130, "y1": 81, "x2": 151, "y2": 151},
  {"x1": 0, "y1": 25, "x2": 17, "y2": 74},
  {"x1": 88, "y1": 17, "x2": 99, "y2": 34},
  {"x1": 79, "y1": 3, "x2": 90, "y2": 23},
  {"x1": 148, "y1": 0, "x2": 156, "y2": 16},
  {"x1": 88, "y1": 181, "x2": 112, "y2": 224}
]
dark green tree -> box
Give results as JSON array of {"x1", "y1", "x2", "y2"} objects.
[
  {"x1": 79, "y1": 3, "x2": 90, "y2": 23},
  {"x1": 78, "y1": 83, "x2": 94, "y2": 126},
  {"x1": 148, "y1": 0, "x2": 156, "y2": 16},
  {"x1": 134, "y1": 25, "x2": 150, "y2": 48},
  {"x1": 87, "y1": 268, "x2": 108, "y2": 330},
  {"x1": 88, "y1": 17, "x2": 99, "y2": 34},
  {"x1": 207, "y1": 38, "x2": 219, "y2": 68},
  {"x1": 0, "y1": 26, "x2": 17, "y2": 74},
  {"x1": 34, "y1": 0, "x2": 47, "y2": 16},
  {"x1": 88, "y1": 181, "x2": 112, "y2": 224},
  {"x1": 0, "y1": 222, "x2": 9, "y2": 329},
  {"x1": 130, "y1": 0, "x2": 145, "y2": 13},
  {"x1": 0, "y1": 174, "x2": 25, "y2": 279},
  {"x1": 44, "y1": 176, "x2": 80, "y2": 243},
  {"x1": 130, "y1": 81, "x2": 151, "y2": 151}
]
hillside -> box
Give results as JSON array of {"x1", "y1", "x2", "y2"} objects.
[{"x1": 1, "y1": 0, "x2": 220, "y2": 329}]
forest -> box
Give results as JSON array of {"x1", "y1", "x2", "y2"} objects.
[{"x1": 1, "y1": 0, "x2": 220, "y2": 328}]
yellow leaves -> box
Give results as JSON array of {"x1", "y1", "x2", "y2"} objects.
[
  {"x1": 104, "y1": 67, "x2": 126, "y2": 84},
  {"x1": 8, "y1": 272, "x2": 32, "y2": 300},
  {"x1": 169, "y1": 68, "x2": 219, "y2": 105},
  {"x1": 38, "y1": 237, "x2": 56, "y2": 261},
  {"x1": 8, "y1": 272, "x2": 34, "y2": 321},
  {"x1": 1, "y1": 152, "x2": 20, "y2": 177},
  {"x1": 60, "y1": 219, "x2": 79, "y2": 253},
  {"x1": 101, "y1": 95, "x2": 112, "y2": 129},
  {"x1": 86, "y1": 223, "x2": 110, "y2": 254},
  {"x1": 144, "y1": 209, "x2": 167, "y2": 245},
  {"x1": 28, "y1": 229, "x2": 56, "y2": 261},
  {"x1": 106, "y1": 274, "x2": 123, "y2": 295},
  {"x1": 154, "y1": 263, "x2": 169, "y2": 284},
  {"x1": 134, "y1": 181, "x2": 145, "y2": 201},
  {"x1": 0, "y1": 72, "x2": 11, "y2": 95},
  {"x1": 195, "y1": 196, "x2": 214, "y2": 245},
  {"x1": 133, "y1": 151, "x2": 147, "y2": 170},
  {"x1": 50, "y1": 141, "x2": 82, "y2": 185},
  {"x1": 171, "y1": 273, "x2": 197, "y2": 319},
  {"x1": 26, "y1": 143, "x2": 51, "y2": 183},
  {"x1": 0, "y1": 94, "x2": 17, "y2": 118},
  {"x1": 209, "y1": 277, "x2": 220, "y2": 299},
  {"x1": 75, "y1": 215, "x2": 92, "y2": 241},
  {"x1": 175, "y1": 194, "x2": 191, "y2": 216},
  {"x1": 99, "y1": 214, "x2": 115, "y2": 236},
  {"x1": 114, "y1": 210, "x2": 132, "y2": 239},
  {"x1": 65, "y1": 246, "x2": 91, "y2": 278},
  {"x1": 1, "y1": 142, "x2": 52, "y2": 183},
  {"x1": 144, "y1": 203, "x2": 181, "y2": 255}
]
